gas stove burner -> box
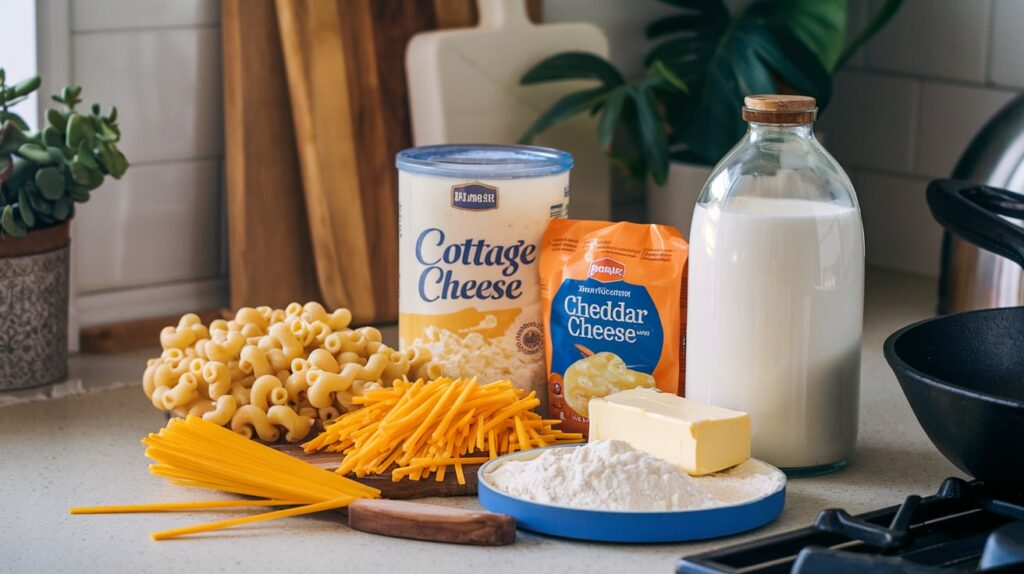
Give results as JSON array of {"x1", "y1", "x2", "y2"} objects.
[{"x1": 677, "y1": 478, "x2": 1024, "y2": 574}]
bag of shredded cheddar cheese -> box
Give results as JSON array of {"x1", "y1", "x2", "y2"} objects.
[{"x1": 540, "y1": 219, "x2": 688, "y2": 436}]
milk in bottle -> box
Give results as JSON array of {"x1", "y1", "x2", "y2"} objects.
[{"x1": 685, "y1": 95, "x2": 864, "y2": 474}]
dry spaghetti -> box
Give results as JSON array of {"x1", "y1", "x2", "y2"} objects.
[
  {"x1": 303, "y1": 377, "x2": 583, "y2": 484},
  {"x1": 70, "y1": 416, "x2": 378, "y2": 540}
]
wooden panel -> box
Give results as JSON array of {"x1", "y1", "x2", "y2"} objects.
[
  {"x1": 433, "y1": 0, "x2": 543, "y2": 28},
  {"x1": 222, "y1": 0, "x2": 321, "y2": 310},
  {"x1": 276, "y1": 0, "x2": 379, "y2": 323},
  {"x1": 80, "y1": 309, "x2": 225, "y2": 353},
  {"x1": 270, "y1": 443, "x2": 479, "y2": 499}
]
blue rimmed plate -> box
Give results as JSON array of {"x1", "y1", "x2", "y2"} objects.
[{"x1": 477, "y1": 444, "x2": 786, "y2": 543}]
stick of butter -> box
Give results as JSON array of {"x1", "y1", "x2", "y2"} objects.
[{"x1": 588, "y1": 388, "x2": 751, "y2": 476}]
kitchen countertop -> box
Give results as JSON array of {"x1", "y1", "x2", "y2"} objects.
[{"x1": 0, "y1": 269, "x2": 962, "y2": 573}]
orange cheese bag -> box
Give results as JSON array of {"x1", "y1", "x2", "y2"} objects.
[{"x1": 539, "y1": 219, "x2": 688, "y2": 436}]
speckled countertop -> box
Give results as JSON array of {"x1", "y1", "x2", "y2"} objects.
[{"x1": 0, "y1": 269, "x2": 962, "y2": 573}]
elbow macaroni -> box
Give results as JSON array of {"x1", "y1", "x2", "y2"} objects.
[{"x1": 142, "y1": 303, "x2": 442, "y2": 443}]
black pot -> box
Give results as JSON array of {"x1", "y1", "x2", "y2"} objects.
[{"x1": 884, "y1": 180, "x2": 1024, "y2": 493}]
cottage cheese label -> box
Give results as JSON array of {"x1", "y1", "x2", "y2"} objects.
[{"x1": 397, "y1": 146, "x2": 571, "y2": 397}]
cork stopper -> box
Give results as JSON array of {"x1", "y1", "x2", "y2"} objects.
[{"x1": 742, "y1": 94, "x2": 817, "y2": 124}]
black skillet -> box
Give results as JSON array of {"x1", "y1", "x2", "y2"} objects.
[{"x1": 884, "y1": 179, "x2": 1024, "y2": 494}]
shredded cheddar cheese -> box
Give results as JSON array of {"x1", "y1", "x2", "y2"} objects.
[{"x1": 303, "y1": 377, "x2": 583, "y2": 484}]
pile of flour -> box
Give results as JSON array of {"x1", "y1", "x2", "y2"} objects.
[{"x1": 485, "y1": 440, "x2": 784, "y2": 512}]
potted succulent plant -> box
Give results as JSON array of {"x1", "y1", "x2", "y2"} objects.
[
  {"x1": 0, "y1": 69, "x2": 128, "y2": 390},
  {"x1": 518, "y1": 0, "x2": 902, "y2": 236}
]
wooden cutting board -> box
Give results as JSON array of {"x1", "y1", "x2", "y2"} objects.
[
  {"x1": 271, "y1": 443, "x2": 481, "y2": 499},
  {"x1": 222, "y1": 0, "x2": 321, "y2": 310},
  {"x1": 277, "y1": 0, "x2": 488, "y2": 324},
  {"x1": 224, "y1": 0, "x2": 542, "y2": 319},
  {"x1": 406, "y1": 0, "x2": 612, "y2": 220}
]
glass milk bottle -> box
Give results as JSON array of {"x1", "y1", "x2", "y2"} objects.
[{"x1": 686, "y1": 95, "x2": 864, "y2": 475}]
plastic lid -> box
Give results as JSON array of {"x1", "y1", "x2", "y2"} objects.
[{"x1": 396, "y1": 144, "x2": 573, "y2": 179}]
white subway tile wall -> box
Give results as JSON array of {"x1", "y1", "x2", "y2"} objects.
[
  {"x1": 69, "y1": 0, "x2": 226, "y2": 325},
  {"x1": 70, "y1": 0, "x2": 219, "y2": 32},
  {"x1": 855, "y1": 171, "x2": 944, "y2": 277},
  {"x1": 72, "y1": 28, "x2": 224, "y2": 163},
  {"x1": 989, "y1": 0, "x2": 1024, "y2": 88},
  {"x1": 822, "y1": 0, "x2": 1023, "y2": 276},
  {"x1": 74, "y1": 160, "x2": 222, "y2": 292},
  {"x1": 915, "y1": 83, "x2": 1015, "y2": 179},
  {"x1": 820, "y1": 71, "x2": 920, "y2": 173},
  {"x1": 863, "y1": 0, "x2": 992, "y2": 83}
]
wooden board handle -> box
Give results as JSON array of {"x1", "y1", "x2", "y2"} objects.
[{"x1": 348, "y1": 499, "x2": 516, "y2": 546}]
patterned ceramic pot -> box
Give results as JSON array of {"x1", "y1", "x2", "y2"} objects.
[{"x1": 0, "y1": 222, "x2": 70, "y2": 391}]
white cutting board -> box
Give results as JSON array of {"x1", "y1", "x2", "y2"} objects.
[{"x1": 406, "y1": 0, "x2": 611, "y2": 219}]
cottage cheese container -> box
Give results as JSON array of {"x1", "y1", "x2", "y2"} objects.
[{"x1": 396, "y1": 144, "x2": 572, "y2": 398}]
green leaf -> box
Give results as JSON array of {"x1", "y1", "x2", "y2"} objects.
[
  {"x1": 17, "y1": 188, "x2": 36, "y2": 227},
  {"x1": 46, "y1": 146, "x2": 68, "y2": 167},
  {"x1": 648, "y1": 60, "x2": 690, "y2": 93},
  {"x1": 69, "y1": 161, "x2": 102, "y2": 188},
  {"x1": 517, "y1": 86, "x2": 611, "y2": 144},
  {"x1": 645, "y1": 35, "x2": 716, "y2": 69},
  {"x1": 42, "y1": 125, "x2": 65, "y2": 149},
  {"x1": 8, "y1": 76, "x2": 41, "y2": 99},
  {"x1": 646, "y1": 12, "x2": 727, "y2": 41},
  {"x1": 628, "y1": 86, "x2": 669, "y2": 185},
  {"x1": 749, "y1": 26, "x2": 833, "y2": 109},
  {"x1": 95, "y1": 141, "x2": 128, "y2": 178},
  {"x1": 35, "y1": 166, "x2": 65, "y2": 200},
  {"x1": 0, "y1": 111, "x2": 29, "y2": 132},
  {"x1": 608, "y1": 154, "x2": 647, "y2": 181},
  {"x1": 1, "y1": 204, "x2": 26, "y2": 236},
  {"x1": 52, "y1": 196, "x2": 71, "y2": 220},
  {"x1": 654, "y1": 0, "x2": 730, "y2": 12},
  {"x1": 520, "y1": 52, "x2": 625, "y2": 88},
  {"x1": 25, "y1": 183, "x2": 52, "y2": 214},
  {"x1": 596, "y1": 89, "x2": 628, "y2": 148},
  {"x1": 772, "y1": 0, "x2": 845, "y2": 71},
  {"x1": 16, "y1": 143, "x2": 53, "y2": 164},
  {"x1": 66, "y1": 113, "x2": 94, "y2": 149},
  {"x1": 97, "y1": 119, "x2": 120, "y2": 142},
  {"x1": 74, "y1": 141, "x2": 99, "y2": 169},
  {"x1": 47, "y1": 108, "x2": 68, "y2": 132},
  {"x1": 109, "y1": 147, "x2": 128, "y2": 178},
  {"x1": 649, "y1": 2, "x2": 841, "y2": 163},
  {"x1": 836, "y1": 0, "x2": 903, "y2": 70},
  {"x1": 68, "y1": 186, "x2": 91, "y2": 203},
  {"x1": 2, "y1": 95, "x2": 28, "y2": 108}
]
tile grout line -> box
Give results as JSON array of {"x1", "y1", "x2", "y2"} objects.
[
  {"x1": 907, "y1": 78, "x2": 923, "y2": 177},
  {"x1": 843, "y1": 165, "x2": 933, "y2": 184},
  {"x1": 72, "y1": 23, "x2": 220, "y2": 36},
  {"x1": 846, "y1": 66, "x2": 1024, "y2": 94},
  {"x1": 76, "y1": 275, "x2": 228, "y2": 300},
  {"x1": 982, "y1": 0, "x2": 997, "y2": 85}
]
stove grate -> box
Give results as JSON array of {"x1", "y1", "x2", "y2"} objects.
[{"x1": 677, "y1": 478, "x2": 1024, "y2": 574}]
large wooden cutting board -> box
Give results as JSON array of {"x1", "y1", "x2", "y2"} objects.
[
  {"x1": 407, "y1": 0, "x2": 612, "y2": 220},
  {"x1": 224, "y1": 0, "x2": 542, "y2": 319},
  {"x1": 222, "y1": 0, "x2": 321, "y2": 310},
  {"x1": 272, "y1": 443, "x2": 480, "y2": 499}
]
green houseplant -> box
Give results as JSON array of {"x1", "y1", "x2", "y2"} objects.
[
  {"x1": 0, "y1": 69, "x2": 129, "y2": 390},
  {"x1": 518, "y1": 0, "x2": 903, "y2": 186}
]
